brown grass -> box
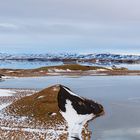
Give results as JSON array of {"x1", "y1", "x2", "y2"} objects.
[
  {"x1": 6, "y1": 85, "x2": 63, "y2": 123},
  {"x1": 38, "y1": 64, "x2": 110, "y2": 71}
]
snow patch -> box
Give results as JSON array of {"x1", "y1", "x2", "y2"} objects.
[
  {"x1": 52, "y1": 86, "x2": 59, "y2": 91},
  {"x1": 60, "y1": 100, "x2": 94, "y2": 140},
  {"x1": 48, "y1": 69, "x2": 72, "y2": 73},
  {"x1": 37, "y1": 95, "x2": 45, "y2": 99},
  {"x1": 0, "y1": 89, "x2": 15, "y2": 97},
  {"x1": 0, "y1": 103, "x2": 11, "y2": 110},
  {"x1": 0, "y1": 126, "x2": 66, "y2": 134},
  {"x1": 51, "y1": 113, "x2": 57, "y2": 116},
  {"x1": 1, "y1": 76, "x2": 17, "y2": 79},
  {"x1": 63, "y1": 87, "x2": 83, "y2": 99}
]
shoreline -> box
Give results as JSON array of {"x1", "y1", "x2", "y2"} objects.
[
  {"x1": 1, "y1": 69, "x2": 140, "y2": 77},
  {"x1": 1, "y1": 64, "x2": 140, "y2": 77}
]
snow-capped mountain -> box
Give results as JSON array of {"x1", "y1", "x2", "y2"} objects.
[{"x1": 0, "y1": 53, "x2": 140, "y2": 61}]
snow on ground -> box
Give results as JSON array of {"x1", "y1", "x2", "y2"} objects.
[
  {"x1": 63, "y1": 87, "x2": 83, "y2": 99},
  {"x1": 0, "y1": 103, "x2": 11, "y2": 111},
  {"x1": 0, "y1": 89, "x2": 17, "y2": 112},
  {"x1": 0, "y1": 76, "x2": 17, "y2": 79},
  {"x1": 61, "y1": 99, "x2": 94, "y2": 140},
  {"x1": 0, "y1": 89, "x2": 15, "y2": 96},
  {"x1": 48, "y1": 69, "x2": 72, "y2": 73},
  {"x1": 0, "y1": 126, "x2": 66, "y2": 134},
  {"x1": 0, "y1": 89, "x2": 68, "y2": 140},
  {"x1": 0, "y1": 89, "x2": 91, "y2": 139}
]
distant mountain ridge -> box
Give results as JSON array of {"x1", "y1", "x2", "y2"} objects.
[
  {"x1": 0, "y1": 53, "x2": 140, "y2": 60},
  {"x1": 0, "y1": 53, "x2": 140, "y2": 65}
]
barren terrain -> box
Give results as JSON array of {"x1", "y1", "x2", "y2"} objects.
[{"x1": 1, "y1": 64, "x2": 140, "y2": 78}]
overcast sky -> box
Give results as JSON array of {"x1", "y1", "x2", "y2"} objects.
[{"x1": 0, "y1": 0, "x2": 140, "y2": 54}]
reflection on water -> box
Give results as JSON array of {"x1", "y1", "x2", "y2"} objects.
[
  {"x1": 0, "y1": 60, "x2": 63, "y2": 69},
  {"x1": 118, "y1": 63, "x2": 140, "y2": 70},
  {"x1": 1, "y1": 76, "x2": 140, "y2": 140},
  {"x1": 101, "y1": 127, "x2": 140, "y2": 140},
  {"x1": 0, "y1": 79, "x2": 4, "y2": 83},
  {"x1": 1, "y1": 60, "x2": 140, "y2": 70}
]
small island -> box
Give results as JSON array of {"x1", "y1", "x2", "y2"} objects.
[
  {"x1": 1, "y1": 64, "x2": 140, "y2": 78},
  {"x1": 0, "y1": 85, "x2": 104, "y2": 139}
]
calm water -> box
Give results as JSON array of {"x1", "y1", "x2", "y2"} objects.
[
  {"x1": 0, "y1": 60, "x2": 63, "y2": 69},
  {"x1": 1, "y1": 60, "x2": 140, "y2": 70},
  {"x1": 1, "y1": 76, "x2": 140, "y2": 140}
]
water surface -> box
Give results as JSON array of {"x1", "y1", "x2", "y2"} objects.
[
  {"x1": 0, "y1": 60, "x2": 63, "y2": 69},
  {"x1": 1, "y1": 60, "x2": 140, "y2": 70}
]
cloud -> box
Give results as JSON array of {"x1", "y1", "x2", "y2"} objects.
[
  {"x1": 0, "y1": 0, "x2": 140, "y2": 54},
  {"x1": 0, "y1": 0, "x2": 140, "y2": 22},
  {"x1": 0, "y1": 23, "x2": 17, "y2": 29}
]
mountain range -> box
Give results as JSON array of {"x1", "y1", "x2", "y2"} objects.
[{"x1": 0, "y1": 53, "x2": 140, "y2": 64}]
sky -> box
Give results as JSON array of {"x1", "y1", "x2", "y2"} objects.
[{"x1": 0, "y1": 0, "x2": 140, "y2": 54}]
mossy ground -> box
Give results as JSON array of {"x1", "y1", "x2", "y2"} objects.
[
  {"x1": 0, "y1": 87, "x2": 91, "y2": 139},
  {"x1": 6, "y1": 85, "x2": 63, "y2": 123},
  {"x1": 38, "y1": 64, "x2": 110, "y2": 71}
]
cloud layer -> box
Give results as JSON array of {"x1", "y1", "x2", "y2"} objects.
[{"x1": 0, "y1": 0, "x2": 140, "y2": 54}]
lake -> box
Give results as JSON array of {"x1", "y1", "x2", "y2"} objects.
[
  {"x1": 1, "y1": 60, "x2": 140, "y2": 70},
  {"x1": 0, "y1": 60, "x2": 63, "y2": 69},
  {"x1": 1, "y1": 76, "x2": 140, "y2": 140}
]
